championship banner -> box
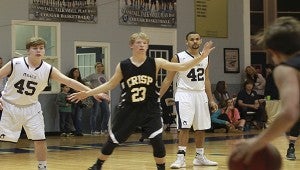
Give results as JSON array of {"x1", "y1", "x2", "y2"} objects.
[
  {"x1": 29, "y1": 0, "x2": 97, "y2": 23},
  {"x1": 119, "y1": 0, "x2": 177, "y2": 28}
]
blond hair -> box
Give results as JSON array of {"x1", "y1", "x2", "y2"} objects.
[{"x1": 129, "y1": 32, "x2": 149, "y2": 45}]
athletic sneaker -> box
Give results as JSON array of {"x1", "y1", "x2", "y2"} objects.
[
  {"x1": 193, "y1": 153, "x2": 218, "y2": 166},
  {"x1": 60, "y1": 133, "x2": 67, "y2": 137},
  {"x1": 88, "y1": 164, "x2": 101, "y2": 170},
  {"x1": 38, "y1": 165, "x2": 47, "y2": 170},
  {"x1": 91, "y1": 131, "x2": 101, "y2": 136},
  {"x1": 170, "y1": 154, "x2": 186, "y2": 169},
  {"x1": 286, "y1": 146, "x2": 296, "y2": 160}
]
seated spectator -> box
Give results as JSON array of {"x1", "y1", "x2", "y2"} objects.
[
  {"x1": 235, "y1": 80, "x2": 266, "y2": 129},
  {"x1": 213, "y1": 80, "x2": 231, "y2": 108},
  {"x1": 224, "y1": 98, "x2": 245, "y2": 131},
  {"x1": 264, "y1": 64, "x2": 279, "y2": 100},
  {"x1": 244, "y1": 65, "x2": 266, "y2": 99},
  {"x1": 210, "y1": 106, "x2": 234, "y2": 133}
]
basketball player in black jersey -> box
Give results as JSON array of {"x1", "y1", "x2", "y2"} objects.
[
  {"x1": 230, "y1": 17, "x2": 300, "y2": 164},
  {"x1": 69, "y1": 32, "x2": 215, "y2": 170}
]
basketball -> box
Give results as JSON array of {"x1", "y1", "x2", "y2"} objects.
[{"x1": 228, "y1": 144, "x2": 282, "y2": 170}]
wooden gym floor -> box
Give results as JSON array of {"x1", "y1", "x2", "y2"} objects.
[{"x1": 0, "y1": 129, "x2": 299, "y2": 170}]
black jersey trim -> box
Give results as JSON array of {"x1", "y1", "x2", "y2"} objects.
[
  {"x1": 48, "y1": 66, "x2": 53, "y2": 85},
  {"x1": 7, "y1": 59, "x2": 14, "y2": 78}
]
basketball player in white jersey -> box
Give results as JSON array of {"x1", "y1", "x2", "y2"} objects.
[
  {"x1": 160, "y1": 31, "x2": 218, "y2": 169},
  {"x1": 0, "y1": 37, "x2": 93, "y2": 170}
]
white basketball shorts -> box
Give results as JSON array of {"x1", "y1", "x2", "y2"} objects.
[
  {"x1": 174, "y1": 90, "x2": 211, "y2": 130},
  {"x1": 0, "y1": 99, "x2": 45, "y2": 142}
]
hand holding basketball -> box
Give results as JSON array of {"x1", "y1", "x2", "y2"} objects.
[{"x1": 228, "y1": 143, "x2": 282, "y2": 170}]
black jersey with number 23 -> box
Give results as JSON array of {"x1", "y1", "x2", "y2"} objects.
[{"x1": 120, "y1": 57, "x2": 159, "y2": 104}]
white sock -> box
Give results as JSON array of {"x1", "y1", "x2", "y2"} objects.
[
  {"x1": 38, "y1": 161, "x2": 47, "y2": 170},
  {"x1": 178, "y1": 146, "x2": 187, "y2": 153},
  {"x1": 196, "y1": 148, "x2": 204, "y2": 156}
]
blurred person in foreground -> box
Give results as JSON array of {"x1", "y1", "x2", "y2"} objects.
[{"x1": 230, "y1": 16, "x2": 300, "y2": 164}]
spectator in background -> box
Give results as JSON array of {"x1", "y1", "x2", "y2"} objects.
[
  {"x1": 225, "y1": 98, "x2": 245, "y2": 131},
  {"x1": 264, "y1": 64, "x2": 279, "y2": 100},
  {"x1": 235, "y1": 80, "x2": 266, "y2": 129},
  {"x1": 213, "y1": 81, "x2": 230, "y2": 108},
  {"x1": 56, "y1": 84, "x2": 73, "y2": 137},
  {"x1": 210, "y1": 98, "x2": 244, "y2": 133},
  {"x1": 210, "y1": 107, "x2": 233, "y2": 133},
  {"x1": 83, "y1": 62, "x2": 111, "y2": 135},
  {"x1": 244, "y1": 65, "x2": 266, "y2": 99},
  {"x1": 68, "y1": 67, "x2": 85, "y2": 136}
]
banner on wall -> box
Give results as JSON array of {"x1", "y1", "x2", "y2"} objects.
[
  {"x1": 29, "y1": 0, "x2": 97, "y2": 23},
  {"x1": 195, "y1": 0, "x2": 228, "y2": 38},
  {"x1": 119, "y1": 0, "x2": 177, "y2": 28}
]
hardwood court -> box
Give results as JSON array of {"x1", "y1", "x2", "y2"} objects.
[{"x1": 0, "y1": 129, "x2": 299, "y2": 170}]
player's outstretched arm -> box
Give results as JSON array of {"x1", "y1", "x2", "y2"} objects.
[
  {"x1": 69, "y1": 64, "x2": 123, "y2": 102},
  {"x1": 157, "y1": 41, "x2": 214, "y2": 72}
]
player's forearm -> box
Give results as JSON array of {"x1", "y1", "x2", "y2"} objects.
[
  {"x1": 159, "y1": 79, "x2": 173, "y2": 98},
  {"x1": 256, "y1": 111, "x2": 298, "y2": 145},
  {"x1": 67, "y1": 78, "x2": 91, "y2": 91},
  {"x1": 177, "y1": 55, "x2": 206, "y2": 71},
  {"x1": 86, "y1": 82, "x2": 113, "y2": 97},
  {"x1": 205, "y1": 80, "x2": 214, "y2": 102}
]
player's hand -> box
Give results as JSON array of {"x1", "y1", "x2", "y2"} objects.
[
  {"x1": 68, "y1": 91, "x2": 88, "y2": 103},
  {"x1": 210, "y1": 101, "x2": 218, "y2": 111},
  {"x1": 200, "y1": 41, "x2": 215, "y2": 57},
  {"x1": 93, "y1": 93, "x2": 111, "y2": 102},
  {"x1": 230, "y1": 137, "x2": 265, "y2": 165}
]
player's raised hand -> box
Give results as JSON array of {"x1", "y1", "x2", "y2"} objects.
[{"x1": 201, "y1": 41, "x2": 215, "y2": 57}]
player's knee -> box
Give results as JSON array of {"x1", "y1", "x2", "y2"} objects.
[
  {"x1": 101, "y1": 141, "x2": 118, "y2": 155},
  {"x1": 150, "y1": 134, "x2": 166, "y2": 158},
  {"x1": 289, "y1": 130, "x2": 299, "y2": 137}
]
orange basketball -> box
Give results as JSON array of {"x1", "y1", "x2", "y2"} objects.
[{"x1": 228, "y1": 144, "x2": 282, "y2": 170}]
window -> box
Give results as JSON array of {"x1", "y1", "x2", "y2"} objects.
[
  {"x1": 277, "y1": 0, "x2": 300, "y2": 19},
  {"x1": 74, "y1": 41, "x2": 111, "y2": 82},
  {"x1": 77, "y1": 53, "x2": 97, "y2": 78},
  {"x1": 12, "y1": 20, "x2": 61, "y2": 93},
  {"x1": 250, "y1": 0, "x2": 264, "y2": 36},
  {"x1": 148, "y1": 45, "x2": 173, "y2": 88}
]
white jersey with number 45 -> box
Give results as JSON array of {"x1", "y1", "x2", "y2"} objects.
[{"x1": 1, "y1": 57, "x2": 52, "y2": 106}]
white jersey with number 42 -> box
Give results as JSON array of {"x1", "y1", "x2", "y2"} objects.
[{"x1": 175, "y1": 51, "x2": 208, "y2": 91}]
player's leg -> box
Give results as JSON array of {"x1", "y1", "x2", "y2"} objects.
[
  {"x1": 34, "y1": 140, "x2": 47, "y2": 170},
  {"x1": 193, "y1": 91, "x2": 218, "y2": 166},
  {"x1": 89, "y1": 104, "x2": 139, "y2": 169},
  {"x1": 88, "y1": 139, "x2": 118, "y2": 170},
  {"x1": 24, "y1": 103, "x2": 47, "y2": 170},
  {"x1": 286, "y1": 121, "x2": 300, "y2": 160},
  {"x1": 170, "y1": 91, "x2": 195, "y2": 169},
  {"x1": 150, "y1": 133, "x2": 166, "y2": 170},
  {"x1": 143, "y1": 102, "x2": 166, "y2": 170}
]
